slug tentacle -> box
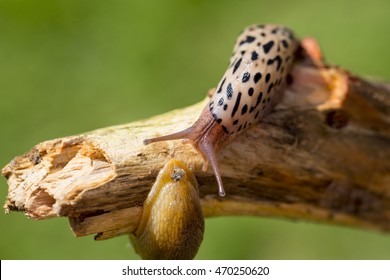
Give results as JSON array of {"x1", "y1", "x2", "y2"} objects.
[
  {"x1": 198, "y1": 137, "x2": 225, "y2": 196},
  {"x1": 143, "y1": 127, "x2": 194, "y2": 145}
]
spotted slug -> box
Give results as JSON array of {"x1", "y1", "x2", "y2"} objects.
[
  {"x1": 130, "y1": 159, "x2": 204, "y2": 260},
  {"x1": 144, "y1": 24, "x2": 300, "y2": 197}
]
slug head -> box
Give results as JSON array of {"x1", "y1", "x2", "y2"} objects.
[{"x1": 144, "y1": 107, "x2": 228, "y2": 197}]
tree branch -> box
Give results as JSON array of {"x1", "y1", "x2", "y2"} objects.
[{"x1": 2, "y1": 66, "x2": 390, "y2": 241}]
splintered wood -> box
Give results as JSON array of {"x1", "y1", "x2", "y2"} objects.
[{"x1": 2, "y1": 66, "x2": 390, "y2": 241}]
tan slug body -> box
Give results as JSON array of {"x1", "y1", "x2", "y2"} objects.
[{"x1": 130, "y1": 159, "x2": 204, "y2": 260}]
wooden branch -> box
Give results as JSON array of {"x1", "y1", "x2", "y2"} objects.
[{"x1": 2, "y1": 66, "x2": 390, "y2": 241}]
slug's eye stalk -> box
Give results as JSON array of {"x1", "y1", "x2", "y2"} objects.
[
  {"x1": 198, "y1": 139, "x2": 225, "y2": 197},
  {"x1": 143, "y1": 108, "x2": 228, "y2": 197},
  {"x1": 143, "y1": 127, "x2": 194, "y2": 146}
]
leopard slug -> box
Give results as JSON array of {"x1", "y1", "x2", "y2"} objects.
[{"x1": 144, "y1": 24, "x2": 301, "y2": 196}]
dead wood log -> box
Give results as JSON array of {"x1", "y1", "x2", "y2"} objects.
[{"x1": 2, "y1": 66, "x2": 390, "y2": 241}]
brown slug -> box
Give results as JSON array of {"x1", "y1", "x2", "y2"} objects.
[{"x1": 130, "y1": 159, "x2": 204, "y2": 260}]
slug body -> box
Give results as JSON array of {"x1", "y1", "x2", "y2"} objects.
[
  {"x1": 144, "y1": 24, "x2": 300, "y2": 196},
  {"x1": 130, "y1": 159, "x2": 204, "y2": 260}
]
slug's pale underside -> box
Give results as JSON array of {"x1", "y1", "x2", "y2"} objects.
[
  {"x1": 144, "y1": 24, "x2": 326, "y2": 197},
  {"x1": 130, "y1": 159, "x2": 204, "y2": 260}
]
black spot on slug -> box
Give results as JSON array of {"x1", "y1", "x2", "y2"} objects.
[
  {"x1": 242, "y1": 72, "x2": 250, "y2": 83},
  {"x1": 233, "y1": 58, "x2": 242, "y2": 74},
  {"x1": 222, "y1": 125, "x2": 228, "y2": 133},
  {"x1": 229, "y1": 58, "x2": 236, "y2": 68},
  {"x1": 226, "y1": 83, "x2": 233, "y2": 100},
  {"x1": 231, "y1": 91, "x2": 242, "y2": 117},
  {"x1": 274, "y1": 55, "x2": 282, "y2": 71},
  {"x1": 223, "y1": 104, "x2": 228, "y2": 111},
  {"x1": 260, "y1": 32, "x2": 266, "y2": 37},
  {"x1": 265, "y1": 73, "x2": 271, "y2": 83},
  {"x1": 267, "y1": 55, "x2": 282, "y2": 71},
  {"x1": 281, "y1": 39, "x2": 289, "y2": 48},
  {"x1": 250, "y1": 91, "x2": 263, "y2": 113},
  {"x1": 217, "y1": 77, "x2": 226, "y2": 93},
  {"x1": 257, "y1": 92, "x2": 263, "y2": 105},
  {"x1": 239, "y1": 35, "x2": 256, "y2": 46},
  {"x1": 241, "y1": 104, "x2": 248, "y2": 115},
  {"x1": 254, "y1": 72, "x2": 262, "y2": 83},
  {"x1": 217, "y1": 118, "x2": 222, "y2": 124},
  {"x1": 271, "y1": 28, "x2": 279, "y2": 34},
  {"x1": 233, "y1": 119, "x2": 238, "y2": 125},
  {"x1": 246, "y1": 36, "x2": 256, "y2": 43},
  {"x1": 262, "y1": 41, "x2": 275, "y2": 54},
  {"x1": 218, "y1": 97, "x2": 224, "y2": 106},
  {"x1": 251, "y1": 51, "x2": 258, "y2": 61},
  {"x1": 248, "y1": 87, "x2": 254, "y2": 96},
  {"x1": 255, "y1": 92, "x2": 263, "y2": 109},
  {"x1": 267, "y1": 83, "x2": 274, "y2": 94}
]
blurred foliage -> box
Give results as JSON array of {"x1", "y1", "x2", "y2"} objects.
[{"x1": 1, "y1": 0, "x2": 390, "y2": 259}]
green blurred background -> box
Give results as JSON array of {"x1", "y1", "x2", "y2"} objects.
[{"x1": 1, "y1": 0, "x2": 390, "y2": 259}]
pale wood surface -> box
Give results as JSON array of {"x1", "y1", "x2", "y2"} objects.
[{"x1": 2, "y1": 66, "x2": 390, "y2": 240}]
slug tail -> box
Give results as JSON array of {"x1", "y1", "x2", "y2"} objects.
[{"x1": 198, "y1": 139, "x2": 226, "y2": 197}]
